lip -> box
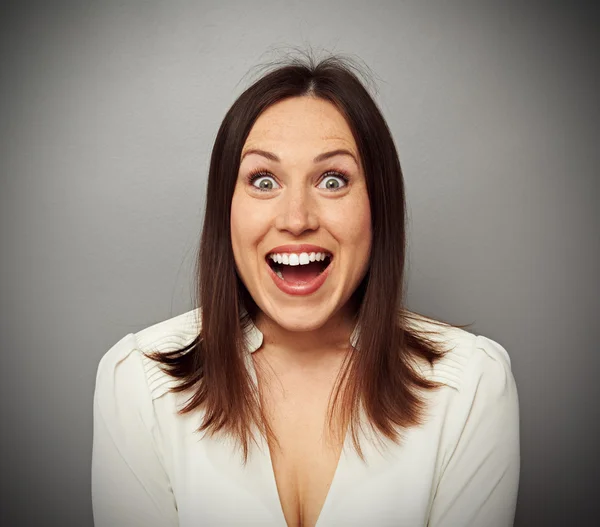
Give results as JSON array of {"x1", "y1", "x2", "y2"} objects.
[
  {"x1": 266, "y1": 244, "x2": 333, "y2": 257},
  {"x1": 266, "y1": 258, "x2": 332, "y2": 296}
]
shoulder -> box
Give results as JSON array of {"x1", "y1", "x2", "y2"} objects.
[
  {"x1": 406, "y1": 313, "x2": 515, "y2": 396},
  {"x1": 95, "y1": 308, "x2": 201, "y2": 404},
  {"x1": 405, "y1": 314, "x2": 519, "y2": 461},
  {"x1": 134, "y1": 308, "x2": 202, "y2": 352}
]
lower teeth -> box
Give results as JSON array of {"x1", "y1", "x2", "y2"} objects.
[{"x1": 275, "y1": 269, "x2": 284, "y2": 279}]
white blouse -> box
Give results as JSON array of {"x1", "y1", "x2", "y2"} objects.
[{"x1": 92, "y1": 309, "x2": 520, "y2": 526}]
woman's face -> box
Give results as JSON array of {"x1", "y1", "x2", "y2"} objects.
[{"x1": 231, "y1": 96, "x2": 372, "y2": 332}]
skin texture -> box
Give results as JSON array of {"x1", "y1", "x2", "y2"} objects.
[{"x1": 231, "y1": 96, "x2": 372, "y2": 355}]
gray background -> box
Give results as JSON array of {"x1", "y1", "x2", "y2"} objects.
[{"x1": 1, "y1": 1, "x2": 598, "y2": 525}]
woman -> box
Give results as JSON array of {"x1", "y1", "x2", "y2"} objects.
[{"x1": 92, "y1": 54, "x2": 520, "y2": 526}]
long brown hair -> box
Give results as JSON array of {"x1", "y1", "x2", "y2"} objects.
[{"x1": 145, "y1": 51, "x2": 471, "y2": 462}]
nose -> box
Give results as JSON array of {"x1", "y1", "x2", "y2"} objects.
[{"x1": 274, "y1": 185, "x2": 319, "y2": 236}]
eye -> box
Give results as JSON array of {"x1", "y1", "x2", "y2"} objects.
[
  {"x1": 317, "y1": 172, "x2": 349, "y2": 190},
  {"x1": 249, "y1": 172, "x2": 280, "y2": 191}
]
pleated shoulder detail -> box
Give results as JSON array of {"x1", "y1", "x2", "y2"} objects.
[
  {"x1": 134, "y1": 309, "x2": 201, "y2": 401},
  {"x1": 407, "y1": 315, "x2": 478, "y2": 391},
  {"x1": 423, "y1": 343, "x2": 473, "y2": 390}
]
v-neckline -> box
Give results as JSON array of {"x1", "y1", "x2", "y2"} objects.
[
  {"x1": 245, "y1": 349, "x2": 351, "y2": 527},
  {"x1": 256, "y1": 424, "x2": 350, "y2": 527}
]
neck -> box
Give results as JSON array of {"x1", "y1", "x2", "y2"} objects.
[{"x1": 253, "y1": 307, "x2": 357, "y2": 367}]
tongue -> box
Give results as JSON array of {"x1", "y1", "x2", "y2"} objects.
[{"x1": 280, "y1": 261, "x2": 323, "y2": 283}]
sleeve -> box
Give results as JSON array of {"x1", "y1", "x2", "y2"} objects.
[
  {"x1": 91, "y1": 333, "x2": 179, "y2": 527},
  {"x1": 428, "y1": 335, "x2": 521, "y2": 527}
]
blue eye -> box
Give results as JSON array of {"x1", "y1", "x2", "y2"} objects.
[
  {"x1": 317, "y1": 173, "x2": 348, "y2": 190},
  {"x1": 249, "y1": 173, "x2": 280, "y2": 191}
]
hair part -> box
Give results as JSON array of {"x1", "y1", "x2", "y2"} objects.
[{"x1": 145, "y1": 49, "x2": 472, "y2": 463}]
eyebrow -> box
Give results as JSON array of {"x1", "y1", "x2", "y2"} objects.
[{"x1": 241, "y1": 148, "x2": 359, "y2": 166}]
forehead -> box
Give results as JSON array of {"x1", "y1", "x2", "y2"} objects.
[{"x1": 242, "y1": 96, "x2": 358, "y2": 155}]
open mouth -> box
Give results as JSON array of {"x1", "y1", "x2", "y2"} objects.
[{"x1": 266, "y1": 251, "x2": 333, "y2": 284}]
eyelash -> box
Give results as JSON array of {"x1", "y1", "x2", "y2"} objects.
[{"x1": 246, "y1": 168, "x2": 350, "y2": 191}]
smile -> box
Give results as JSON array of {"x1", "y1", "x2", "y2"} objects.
[{"x1": 265, "y1": 249, "x2": 333, "y2": 296}]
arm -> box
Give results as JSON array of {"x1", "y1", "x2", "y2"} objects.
[
  {"x1": 428, "y1": 335, "x2": 521, "y2": 527},
  {"x1": 91, "y1": 333, "x2": 179, "y2": 527}
]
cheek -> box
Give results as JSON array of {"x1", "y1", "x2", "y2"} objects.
[
  {"x1": 230, "y1": 190, "x2": 270, "y2": 250},
  {"x1": 354, "y1": 203, "x2": 373, "y2": 265},
  {"x1": 230, "y1": 192, "x2": 251, "y2": 261},
  {"x1": 328, "y1": 195, "x2": 372, "y2": 250}
]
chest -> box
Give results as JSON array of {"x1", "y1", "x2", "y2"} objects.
[
  {"x1": 260, "y1": 370, "x2": 345, "y2": 527},
  {"x1": 173, "y1": 408, "x2": 438, "y2": 527},
  {"x1": 166, "y1": 358, "x2": 444, "y2": 527}
]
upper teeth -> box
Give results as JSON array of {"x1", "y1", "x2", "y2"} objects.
[{"x1": 269, "y1": 252, "x2": 330, "y2": 266}]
